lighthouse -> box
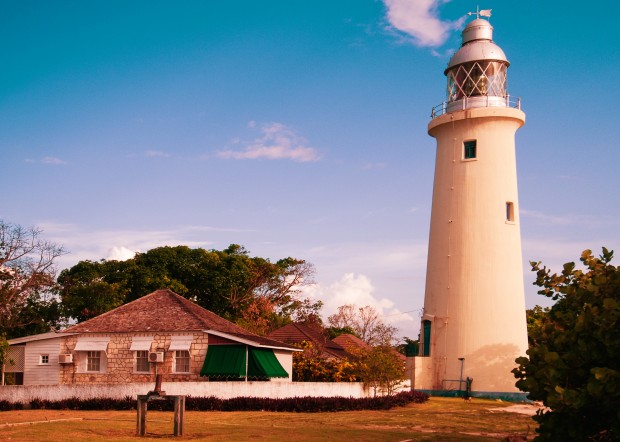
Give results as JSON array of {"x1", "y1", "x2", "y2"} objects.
[{"x1": 415, "y1": 16, "x2": 529, "y2": 398}]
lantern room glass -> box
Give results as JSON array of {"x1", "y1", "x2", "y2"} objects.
[{"x1": 446, "y1": 61, "x2": 507, "y2": 102}]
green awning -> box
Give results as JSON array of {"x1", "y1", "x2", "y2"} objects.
[
  {"x1": 200, "y1": 345, "x2": 246, "y2": 379},
  {"x1": 248, "y1": 347, "x2": 289, "y2": 379},
  {"x1": 200, "y1": 345, "x2": 289, "y2": 379}
]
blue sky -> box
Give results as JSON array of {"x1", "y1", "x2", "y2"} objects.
[{"x1": 2, "y1": 0, "x2": 619, "y2": 339}]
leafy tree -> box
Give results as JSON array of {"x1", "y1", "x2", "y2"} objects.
[
  {"x1": 525, "y1": 305, "x2": 551, "y2": 347},
  {"x1": 396, "y1": 337, "x2": 419, "y2": 357},
  {"x1": 0, "y1": 333, "x2": 9, "y2": 367},
  {"x1": 324, "y1": 325, "x2": 359, "y2": 341},
  {"x1": 57, "y1": 260, "x2": 128, "y2": 322},
  {"x1": 358, "y1": 345, "x2": 406, "y2": 396},
  {"x1": 0, "y1": 220, "x2": 65, "y2": 339},
  {"x1": 292, "y1": 341, "x2": 359, "y2": 382},
  {"x1": 57, "y1": 244, "x2": 317, "y2": 332},
  {"x1": 513, "y1": 248, "x2": 620, "y2": 441},
  {"x1": 328, "y1": 304, "x2": 398, "y2": 345}
]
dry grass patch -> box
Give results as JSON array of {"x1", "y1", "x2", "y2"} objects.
[{"x1": 0, "y1": 397, "x2": 536, "y2": 441}]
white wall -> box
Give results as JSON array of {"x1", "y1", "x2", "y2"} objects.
[
  {"x1": 0, "y1": 381, "x2": 371, "y2": 404},
  {"x1": 23, "y1": 338, "x2": 63, "y2": 386}
]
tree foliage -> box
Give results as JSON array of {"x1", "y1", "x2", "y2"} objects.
[
  {"x1": 513, "y1": 248, "x2": 620, "y2": 441},
  {"x1": 358, "y1": 345, "x2": 406, "y2": 396},
  {"x1": 57, "y1": 244, "x2": 318, "y2": 333},
  {"x1": 292, "y1": 341, "x2": 360, "y2": 382},
  {"x1": 327, "y1": 304, "x2": 398, "y2": 346},
  {"x1": 0, "y1": 220, "x2": 65, "y2": 339}
]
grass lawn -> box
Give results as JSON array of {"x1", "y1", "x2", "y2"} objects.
[{"x1": 0, "y1": 397, "x2": 538, "y2": 441}]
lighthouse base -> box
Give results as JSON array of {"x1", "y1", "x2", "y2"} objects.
[
  {"x1": 416, "y1": 389, "x2": 530, "y2": 402},
  {"x1": 412, "y1": 356, "x2": 528, "y2": 402}
]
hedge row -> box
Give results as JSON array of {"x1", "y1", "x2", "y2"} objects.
[{"x1": 1, "y1": 390, "x2": 428, "y2": 412}]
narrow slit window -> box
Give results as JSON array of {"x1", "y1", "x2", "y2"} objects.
[
  {"x1": 464, "y1": 140, "x2": 477, "y2": 159},
  {"x1": 506, "y1": 202, "x2": 515, "y2": 222},
  {"x1": 422, "y1": 320, "x2": 432, "y2": 357}
]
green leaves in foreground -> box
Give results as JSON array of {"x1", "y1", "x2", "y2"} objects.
[{"x1": 514, "y1": 248, "x2": 620, "y2": 441}]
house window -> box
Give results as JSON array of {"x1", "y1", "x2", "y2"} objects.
[
  {"x1": 464, "y1": 140, "x2": 477, "y2": 159},
  {"x1": 174, "y1": 350, "x2": 190, "y2": 373},
  {"x1": 87, "y1": 351, "x2": 101, "y2": 372},
  {"x1": 135, "y1": 350, "x2": 150, "y2": 372},
  {"x1": 506, "y1": 202, "x2": 515, "y2": 222},
  {"x1": 40, "y1": 354, "x2": 49, "y2": 365}
]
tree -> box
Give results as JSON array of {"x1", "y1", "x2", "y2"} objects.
[
  {"x1": 0, "y1": 220, "x2": 65, "y2": 339},
  {"x1": 57, "y1": 244, "x2": 317, "y2": 333},
  {"x1": 525, "y1": 305, "x2": 550, "y2": 347},
  {"x1": 328, "y1": 304, "x2": 398, "y2": 346},
  {"x1": 358, "y1": 345, "x2": 406, "y2": 396},
  {"x1": 292, "y1": 341, "x2": 360, "y2": 382},
  {"x1": 513, "y1": 248, "x2": 620, "y2": 441}
]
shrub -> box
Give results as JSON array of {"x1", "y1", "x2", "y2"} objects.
[{"x1": 16, "y1": 390, "x2": 430, "y2": 412}]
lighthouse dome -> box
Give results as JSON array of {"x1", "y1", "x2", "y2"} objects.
[{"x1": 446, "y1": 19, "x2": 508, "y2": 72}]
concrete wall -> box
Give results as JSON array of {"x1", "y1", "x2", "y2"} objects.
[{"x1": 0, "y1": 381, "x2": 371, "y2": 404}]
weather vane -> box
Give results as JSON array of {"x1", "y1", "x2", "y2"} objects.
[{"x1": 468, "y1": 6, "x2": 492, "y2": 19}]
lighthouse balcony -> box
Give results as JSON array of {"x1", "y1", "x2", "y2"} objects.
[{"x1": 431, "y1": 95, "x2": 521, "y2": 119}]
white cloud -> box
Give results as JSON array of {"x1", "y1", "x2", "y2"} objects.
[
  {"x1": 107, "y1": 246, "x2": 137, "y2": 261},
  {"x1": 217, "y1": 122, "x2": 320, "y2": 162},
  {"x1": 302, "y1": 273, "x2": 415, "y2": 329},
  {"x1": 383, "y1": 0, "x2": 465, "y2": 47},
  {"x1": 35, "y1": 222, "x2": 250, "y2": 270}
]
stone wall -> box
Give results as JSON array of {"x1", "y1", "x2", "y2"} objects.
[
  {"x1": 60, "y1": 332, "x2": 209, "y2": 385},
  {"x1": 0, "y1": 381, "x2": 371, "y2": 404}
]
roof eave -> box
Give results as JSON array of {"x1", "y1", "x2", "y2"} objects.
[{"x1": 205, "y1": 330, "x2": 302, "y2": 352}]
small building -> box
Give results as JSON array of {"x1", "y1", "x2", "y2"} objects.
[
  {"x1": 2, "y1": 289, "x2": 298, "y2": 386},
  {"x1": 268, "y1": 323, "x2": 349, "y2": 359}
]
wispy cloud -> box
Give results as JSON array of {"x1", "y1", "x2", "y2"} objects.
[
  {"x1": 144, "y1": 150, "x2": 171, "y2": 158},
  {"x1": 383, "y1": 0, "x2": 466, "y2": 48},
  {"x1": 26, "y1": 156, "x2": 68, "y2": 165},
  {"x1": 36, "y1": 222, "x2": 251, "y2": 269},
  {"x1": 362, "y1": 162, "x2": 387, "y2": 170},
  {"x1": 217, "y1": 122, "x2": 320, "y2": 162},
  {"x1": 520, "y1": 209, "x2": 573, "y2": 225}
]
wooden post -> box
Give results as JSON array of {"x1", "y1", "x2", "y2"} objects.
[
  {"x1": 136, "y1": 395, "x2": 148, "y2": 436},
  {"x1": 173, "y1": 395, "x2": 185, "y2": 436}
]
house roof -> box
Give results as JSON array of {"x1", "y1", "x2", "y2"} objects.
[
  {"x1": 62, "y1": 289, "x2": 296, "y2": 351},
  {"x1": 8, "y1": 331, "x2": 77, "y2": 345},
  {"x1": 267, "y1": 323, "x2": 348, "y2": 359},
  {"x1": 332, "y1": 333, "x2": 370, "y2": 354}
]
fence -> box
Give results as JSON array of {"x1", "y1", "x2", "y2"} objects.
[{"x1": 0, "y1": 381, "x2": 371, "y2": 404}]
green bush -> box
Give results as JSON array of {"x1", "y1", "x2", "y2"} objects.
[{"x1": 24, "y1": 390, "x2": 428, "y2": 412}]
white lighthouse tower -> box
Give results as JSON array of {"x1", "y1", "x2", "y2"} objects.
[{"x1": 415, "y1": 16, "x2": 529, "y2": 398}]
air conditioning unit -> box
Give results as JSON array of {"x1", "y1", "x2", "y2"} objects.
[
  {"x1": 149, "y1": 351, "x2": 164, "y2": 363},
  {"x1": 58, "y1": 353, "x2": 73, "y2": 364}
]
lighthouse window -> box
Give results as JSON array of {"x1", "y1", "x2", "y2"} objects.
[
  {"x1": 464, "y1": 140, "x2": 477, "y2": 159},
  {"x1": 506, "y1": 202, "x2": 515, "y2": 222},
  {"x1": 422, "y1": 320, "x2": 432, "y2": 357}
]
